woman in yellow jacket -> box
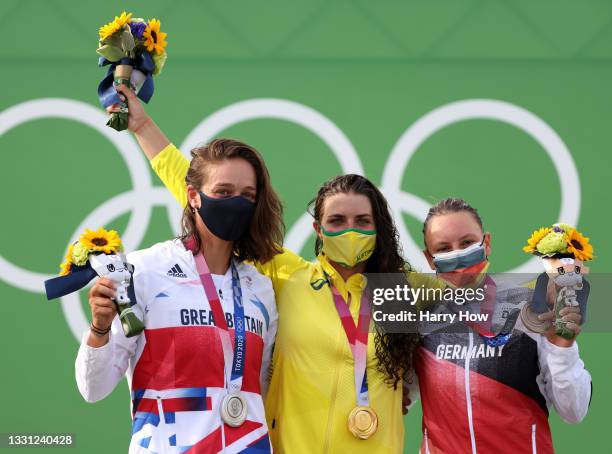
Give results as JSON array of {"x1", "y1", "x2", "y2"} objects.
[{"x1": 115, "y1": 85, "x2": 437, "y2": 453}]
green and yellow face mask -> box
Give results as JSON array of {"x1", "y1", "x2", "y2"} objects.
[{"x1": 320, "y1": 226, "x2": 377, "y2": 267}]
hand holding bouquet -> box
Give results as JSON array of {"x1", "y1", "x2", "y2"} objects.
[
  {"x1": 96, "y1": 12, "x2": 168, "y2": 131},
  {"x1": 521, "y1": 223, "x2": 594, "y2": 340},
  {"x1": 44, "y1": 228, "x2": 144, "y2": 338}
]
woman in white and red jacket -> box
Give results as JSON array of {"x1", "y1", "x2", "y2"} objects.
[
  {"x1": 76, "y1": 138, "x2": 282, "y2": 454},
  {"x1": 404, "y1": 198, "x2": 592, "y2": 454}
]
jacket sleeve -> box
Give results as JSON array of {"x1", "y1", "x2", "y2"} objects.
[
  {"x1": 150, "y1": 143, "x2": 189, "y2": 208},
  {"x1": 75, "y1": 254, "x2": 148, "y2": 403},
  {"x1": 255, "y1": 247, "x2": 310, "y2": 298},
  {"x1": 537, "y1": 337, "x2": 592, "y2": 423},
  {"x1": 75, "y1": 316, "x2": 141, "y2": 403}
]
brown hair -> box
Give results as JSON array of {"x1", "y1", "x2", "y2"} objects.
[
  {"x1": 422, "y1": 197, "x2": 483, "y2": 246},
  {"x1": 308, "y1": 174, "x2": 407, "y2": 273},
  {"x1": 308, "y1": 174, "x2": 418, "y2": 388},
  {"x1": 180, "y1": 138, "x2": 284, "y2": 263}
]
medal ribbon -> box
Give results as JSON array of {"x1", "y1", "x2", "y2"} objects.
[
  {"x1": 330, "y1": 284, "x2": 371, "y2": 407},
  {"x1": 193, "y1": 251, "x2": 246, "y2": 394}
]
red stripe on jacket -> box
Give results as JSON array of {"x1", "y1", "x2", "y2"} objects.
[
  {"x1": 133, "y1": 326, "x2": 264, "y2": 393},
  {"x1": 416, "y1": 346, "x2": 553, "y2": 454}
]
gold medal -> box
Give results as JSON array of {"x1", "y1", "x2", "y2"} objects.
[{"x1": 348, "y1": 406, "x2": 378, "y2": 439}]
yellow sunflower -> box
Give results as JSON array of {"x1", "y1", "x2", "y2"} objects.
[
  {"x1": 143, "y1": 18, "x2": 168, "y2": 55},
  {"x1": 564, "y1": 228, "x2": 594, "y2": 261},
  {"x1": 99, "y1": 11, "x2": 133, "y2": 40},
  {"x1": 79, "y1": 228, "x2": 123, "y2": 255},
  {"x1": 523, "y1": 227, "x2": 552, "y2": 254},
  {"x1": 59, "y1": 243, "x2": 74, "y2": 276}
]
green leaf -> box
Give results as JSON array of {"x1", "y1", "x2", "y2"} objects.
[
  {"x1": 105, "y1": 31, "x2": 123, "y2": 49},
  {"x1": 96, "y1": 44, "x2": 125, "y2": 62},
  {"x1": 106, "y1": 112, "x2": 129, "y2": 131},
  {"x1": 120, "y1": 29, "x2": 135, "y2": 53},
  {"x1": 152, "y1": 51, "x2": 167, "y2": 75}
]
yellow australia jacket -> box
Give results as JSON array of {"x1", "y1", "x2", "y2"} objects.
[{"x1": 150, "y1": 143, "x2": 422, "y2": 453}]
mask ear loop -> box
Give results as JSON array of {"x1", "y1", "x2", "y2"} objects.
[{"x1": 480, "y1": 234, "x2": 488, "y2": 261}]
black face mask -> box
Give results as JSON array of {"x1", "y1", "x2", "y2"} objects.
[{"x1": 197, "y1": 192, "x2": 256, "y2": 241}]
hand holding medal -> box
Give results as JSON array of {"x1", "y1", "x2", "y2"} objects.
[{"x1": 96, "y1": 12, "x2": 168, "y2": 131}]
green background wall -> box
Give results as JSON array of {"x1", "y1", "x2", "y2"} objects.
[{"x1": 1, "y1": 0, "x2": 610, "y2": 452}]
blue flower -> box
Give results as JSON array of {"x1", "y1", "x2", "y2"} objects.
[{"x1": 129, "y1": 21, "x2": 146, "y2": 39}]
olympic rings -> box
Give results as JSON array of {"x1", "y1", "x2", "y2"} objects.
[{"x1": 0, "y1": 97, "x2": 580, "y2": 341}]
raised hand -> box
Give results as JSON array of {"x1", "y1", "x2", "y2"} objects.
[{"x1": 111, "y1": 84, "x2": 152, "y2": 133}]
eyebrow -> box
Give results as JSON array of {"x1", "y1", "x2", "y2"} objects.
[
  {"x1": 327, "y1": 213, "x2": 372, "y2": 219},
  {"x1": 212, "y1": 183, "x2": 257, "y2": 192}
]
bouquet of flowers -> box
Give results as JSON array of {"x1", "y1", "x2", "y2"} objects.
[
  {"x1": 44, "y1": 227, "x2": 144, "y2": 337},
  {"x1": 522, "y1": 223, "x2": 593, "y2": 339},
  {"x1": 523, "y1": 223, "x2": 594, "y2": 261},
  {"x1": 96, "y1": 12, "x2": 168, "y2": 131}
]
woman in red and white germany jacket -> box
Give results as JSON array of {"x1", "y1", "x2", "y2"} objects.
[
  {"x1": 400, "y1": 198, "x2": 592, "y2": 454},
  {"x1": 76, "y1": 138, "x2": 283, "y2": 453}
]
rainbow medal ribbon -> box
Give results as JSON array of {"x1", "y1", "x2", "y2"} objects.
[
  {"x1": 330, "y1": 280, "x2": 378, "y2": 440},
  {"x1": 193, "y1": 250, "x2": 248, "y2": 427}
]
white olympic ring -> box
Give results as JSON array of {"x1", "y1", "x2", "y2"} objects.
[
  {"x1": 0, "y1": 97, "x2": 580, "y2": 341},
  {"x1": 0, "y1": 99, "x2": 181, "y2": 340},
  {"x1": 381, "y1": 99, "x2": 580, "y2": 272}
]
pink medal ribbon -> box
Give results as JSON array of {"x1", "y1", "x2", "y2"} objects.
[
  {"x1": 330, "y1": 284, "x2": 372, "y2": 407},
  {"x1": 190, "y1": 246, "x2": 246, "y2": 394}
]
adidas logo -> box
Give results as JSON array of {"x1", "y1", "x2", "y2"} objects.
[{"x1": 167, "y1": 264, "x2": 187, "y2": 278}]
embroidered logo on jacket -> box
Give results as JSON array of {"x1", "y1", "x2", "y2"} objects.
[
  {"x1": 310, "y1": 277, "x2": 329, "y2": 290},
  {"x1": 167, "y1": 264, "x2": 187, "y2": 278}
]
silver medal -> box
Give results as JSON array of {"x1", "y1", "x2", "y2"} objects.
[{"x1": 220, "y1": 392, "x2": 248, "y2": 427}]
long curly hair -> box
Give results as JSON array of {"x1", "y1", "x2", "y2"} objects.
[{"x1": 308, "y1": 174, "x2": 419, "y2": 388}]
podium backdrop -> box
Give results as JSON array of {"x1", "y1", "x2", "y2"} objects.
[{"x1": 1, "y1": 0, "x2": 609, "y2": 451}]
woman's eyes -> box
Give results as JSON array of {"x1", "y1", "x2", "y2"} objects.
[
  {"x1": 326, "y1": 218, "x2": 372, "y2": 227},
  {"x1": 435, "y1": 241, "x2": 474, "y2": 253},
  {"x1": 213, "y1": 189, "x2": 256, "y2": 201}
]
